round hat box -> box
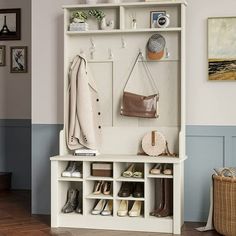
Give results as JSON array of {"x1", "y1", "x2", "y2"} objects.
[{"x1": 142, "y1": 131, "x2": 166, "y2": 156}]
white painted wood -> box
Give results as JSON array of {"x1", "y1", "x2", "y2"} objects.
[
  {"x1": 66, "y1": 27, "x2": 182, "y2": 35},
  {"x1": 51, "y1": 1, "x2": 187, "y2": 233},
  {"x1": 50, "y1": 154, "x2": 186, "y2": 163},
  {"x1": 51, "y1": 161, "x2": 59, "y2": 227},
  {"x1": 62, "y1": 1, "x2": 187, "y2": 9}
]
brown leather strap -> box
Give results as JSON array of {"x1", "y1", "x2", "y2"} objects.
[
  {"x1": 160, "y1": 141, "x2": 177, "y2": 157},
  {"x1": 151, "y1": 131, "x2": 156, "y2": 146}
]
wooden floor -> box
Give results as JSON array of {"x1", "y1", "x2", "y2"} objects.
[{"x1": 0, "y1": 190, "x2": 220, "y2": 236}]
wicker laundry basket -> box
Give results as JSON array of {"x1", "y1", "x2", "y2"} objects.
[{"x1": 213, "y1": 169, "x2": 236, "y2": 236}]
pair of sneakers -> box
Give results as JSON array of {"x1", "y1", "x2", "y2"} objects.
[{"x1": 62, "y1": 161, "x2": 82, "y2": 178}]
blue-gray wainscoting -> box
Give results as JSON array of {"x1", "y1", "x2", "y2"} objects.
[
  {"x1": 32, "y1": 124, "x2": 62, "y2": 214},
  {"x1": 0, "y1": 119, "x2": 31, "y2": 190},
  {"x1": 31, "y1": 124, "x2": 236, "y2": 221}
]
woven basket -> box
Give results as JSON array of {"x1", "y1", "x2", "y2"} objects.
[{"x1": 213, "y1": 169, "x2": 236, "y2": 236}]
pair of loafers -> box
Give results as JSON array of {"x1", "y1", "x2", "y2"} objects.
[{"x1": 118, "y1": 182, "x2": 144, "y2": 198}]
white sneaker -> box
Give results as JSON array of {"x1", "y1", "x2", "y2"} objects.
[
  {"x1": 71, "y1": 165, "x2": 82, "y2": 178},
  {"x1": 117, "y1": 200, "x2": 128, "y2": 217},
  {"x1": 62, "y1": 162, "x2": 76, "y2": 177}
]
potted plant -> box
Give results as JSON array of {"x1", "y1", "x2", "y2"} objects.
[
  {"x1": 88, "y1": 9, "x2": 106, "y2": 29},
  {"x1": 71, "y1": 11, "x2": 88, "y2": 23}
]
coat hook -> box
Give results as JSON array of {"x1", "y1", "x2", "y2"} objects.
[
  {"x1": 165, "y1": 48, "x2": 170, "y2": 58},
  {"x1": 108, "y1": 48, "x2": 113, "y2": 60},
  {"x1": 90, "y1": 38, "x2": 95, "y2": 49},
  {"x1": 121, "y1": 36, "x2": 126, "y2": 48}
]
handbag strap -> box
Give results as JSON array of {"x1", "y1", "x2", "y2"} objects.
[{"x1": 123, "y1": 52, "x2": 159, "y2": 96}]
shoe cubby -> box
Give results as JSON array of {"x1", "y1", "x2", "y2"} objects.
[
  {"x1": 58, "y1": 161, "x2": 83, "y2": 180},
  {"x1": 146, "y1": 163, "x2": 173, "y2": 179},
  {"x1": 116, "y1": 181, "x2": 145, "y2": 200},
  {"x1": 116, "y1": 200, "x2": 144, "y2": 218},
  {"x1": 146, "y1": 178, "x2": 173, "y2": 219},
  {"x1": 115, "y1": 162, "x2": 145, "y2": 180},
  {"x1": 85, "y1": 199, "x2": 114, "y2": 217},
  {"x1": 84, "y1": 180, "x2": 113, "y2": 198},
  {"x1": 58, "y1": 181, "x2": 83, "y2": 215}
]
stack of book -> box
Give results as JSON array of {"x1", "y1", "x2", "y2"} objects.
[
  {"x1": 69, "y1": 22, "x2": 89, "y2": 31},
  {"x1": 74, "y1": 148, "x2": 99, "y2": 156}
]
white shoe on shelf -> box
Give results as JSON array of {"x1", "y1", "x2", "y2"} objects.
[
  {"x1": 101, "y1": 200, "x2": 113, "y2": 216},
  {"x1": 129, "y1": 201, "x2": 142, "y2": 217},
  {"x1": 62, "y1": 162, "x2": 76, "y2": 177},
  {"x1": 71, "y1": 164, "x2": 82, "y2": 178},
  {"x1": 117, "y1": 200, "x2": 128, "y2": 217},
  {"x1": 91, "y1": 199, "x2": 106, "y2": 215}
]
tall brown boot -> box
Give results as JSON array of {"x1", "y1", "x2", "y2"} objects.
[
  {"x1": 155, "y1": 178, "x2": 173, "y2": 217},
  {"x1": 150, "y1": 178, "x2": 164, "y2": 216}
]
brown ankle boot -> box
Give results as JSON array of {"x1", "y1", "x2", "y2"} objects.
[
  {"x1": 155, "y1": 179, "x2": 173, "y2": 217},
  {"x1": 150, "y1": 178, "x2": 164, "y2": 216}
]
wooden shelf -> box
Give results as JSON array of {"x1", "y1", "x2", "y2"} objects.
[
  {"x1": 86, "y1": 193, "x2": 113, "y2": 200},
  {"x1": 67, "y1": 27, "x2": 182, "y2": 35},
  {"x1": 116, "y1": 176, "x2": 145, "y2": 182},
  {"x1": 63, "y1": 1, "x2": 187, "y2": 9},
  {"x1": 147, "y1": 174, "x2": 173, "y2": 179},
  {"x1": 116, "y1": 196, "x2": 145, "y2": 201},
  {"x1": 58, "y1": 177, "x2": 83, "y2": 182},
  {"x1": 86, "y1": 176, "x2": 113, "y2": 181},
  {"x1": 51, "y1": 154, "x2": 185, "y2": 164}
]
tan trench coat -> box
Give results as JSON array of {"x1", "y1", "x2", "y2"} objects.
[{"x1": 65, "y1": 54, "x2": 101, "y2": 150}]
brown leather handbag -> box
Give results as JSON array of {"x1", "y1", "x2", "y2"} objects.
[{"x1": 120, "y1": 52, "x2": 159, "y2": 118}]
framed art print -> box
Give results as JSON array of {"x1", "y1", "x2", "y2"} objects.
[
  {"x1": 150, "y1": 11, "x2": 166, "y2": 28},
  {"x1": 0, "y1": 45, "x2": 6, "y2": 66},
  {"x1": 0, "y1": 9, "x2": 21, "y2": 40},
  {"x1": 208, "y1": 17, "x2": 236, "y2": 80},
  {"x1": 10, "y1": 46, "x2": 27, "y2": 73}
]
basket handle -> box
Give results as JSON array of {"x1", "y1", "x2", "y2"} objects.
[{"x1": 220, "y1": 168, "x2": 236, "y2": 179}]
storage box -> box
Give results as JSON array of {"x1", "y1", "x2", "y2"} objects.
[
  {"x1": 0, "y1": 172, "x2": 12, "y2": 191},
  {"x1": 92, "y1": 163, "x2": 113, "y2": 177}
]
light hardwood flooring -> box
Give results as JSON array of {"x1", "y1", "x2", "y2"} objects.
[{"x1": 0, "y1": 190, "x2": 220, "y2": 236}]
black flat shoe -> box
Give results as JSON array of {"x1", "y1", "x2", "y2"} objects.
[
  {"x1": 118, "y1": 182, "x2": 133, "y2": 197},
  {"x1": 133, "y1": 183, "x2": 144, "y2": 198}
]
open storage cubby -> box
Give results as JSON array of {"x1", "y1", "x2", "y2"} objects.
[
  {"x1": 51, "y1": 0, "x2": 187, "y2": 234},
  {"x1": 65, "y1": 1, "x2": 184, "y2": 34}
]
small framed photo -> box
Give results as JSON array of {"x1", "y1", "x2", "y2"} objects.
[
  {"x1": 0, "y1": 9, "x2": 21, "y2": 40},
  {"x1": 150, "y1": 11, "x2": 166, "y2": 28},
  {"x1": 10, "y1": 46, "x2": 27, "y2": 73},
  {"x1": 0, "y1": 45, "x2": 6, "y2": 66}
]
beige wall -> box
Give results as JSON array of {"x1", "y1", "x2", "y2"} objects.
[
  {"x1": 32, "y1": 0, "x2": 236, "y2": 125},
  {"x1": 0, "y1": 0, "x2": 31, "y2": 119}
]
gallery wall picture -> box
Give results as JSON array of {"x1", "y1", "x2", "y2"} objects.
[
  {"x1": 0, "y1": 45, "x2": 6, "y2": 66},
  {"x1": 10, "y1": 46, "x2": 27, "y2": 73},
  {"x1": 0, "y1": 9, "x2": 21, "y2": 40},
  {"x1": 208, "y1": 17, "x2": 236, "y2": 81}
]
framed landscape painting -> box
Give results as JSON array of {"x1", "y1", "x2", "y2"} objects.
[{"x1": 208, "y1": 17, "x2": 236, "y2": 81}]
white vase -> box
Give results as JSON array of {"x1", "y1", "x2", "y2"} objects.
[{"x1": 100, "y1": 18, "x2": 107, "y2": 30}]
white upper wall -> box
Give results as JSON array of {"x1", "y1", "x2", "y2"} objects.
[
  {"x1": 32, "y1": 0, "x2": 236, "y2": 125},
  {"x1": 186, "y1": 0, "x2": 236, "y2": 125},
  {"x1": 0, "y1": 0, "x2": 31, "y2": 119}
]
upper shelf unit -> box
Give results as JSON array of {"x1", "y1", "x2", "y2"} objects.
[{"x1": 64, "y1": 1, "x2": 186, "y2": 35}]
